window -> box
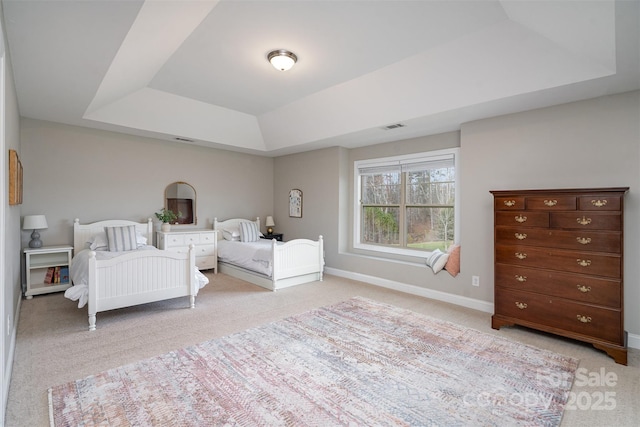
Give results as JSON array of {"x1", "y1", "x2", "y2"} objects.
[{"x1": 354, "y1": 148, "x2": 458, "y2": 257}]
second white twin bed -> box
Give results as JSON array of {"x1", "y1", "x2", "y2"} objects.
[{"x1": 214, "y1": 217, "x2": 324, "y2": 291}]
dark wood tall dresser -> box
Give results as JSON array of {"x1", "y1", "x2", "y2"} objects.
[{"x1": 490, "y1": 188, "x2": 628, "y2": 364}]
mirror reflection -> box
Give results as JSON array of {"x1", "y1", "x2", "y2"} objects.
[{"x1": 165, "y1": 182, "x2": 196, "y2": 225}]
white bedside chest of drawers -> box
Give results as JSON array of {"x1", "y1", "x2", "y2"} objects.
[{"x1": 157, "y1": 229, "x2": 218, "y2": 272}]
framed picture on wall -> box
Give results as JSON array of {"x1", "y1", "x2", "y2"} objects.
[
  {"x1": 289, "y1": 189, "x2": 302, "y2": 218},
  {"x1": 9, "y1": 149, "x2": 23, "y2": 205}
]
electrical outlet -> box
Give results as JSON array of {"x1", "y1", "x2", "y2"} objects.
[{"x1": 472, "y1": 276, "x2": 480, "y2": 287}]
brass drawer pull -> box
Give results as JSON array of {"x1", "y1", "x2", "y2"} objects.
[
  {"x1": 591, "y1": 199, "x2": 608, "y2": 208},
  {"x1": 515, "y1": 275, "x2": 527, "y2": 282},
  {"x1": 577, "y1": 285, "x2": 591, "y2": 293},
  {"x1": 504, "y1": 200, "x2": 516, "y2": 207},
  {"x1": 515, "y1": 233, "x2": 527, "y2": 240},
  {"x1": 515, "y1": 252, "x2": 527, "y2": 260},
  {"x1": 576, "y1": 237, "x2": 592, "y2": 245},
  {"x1": 544, "y1": 199, "x2": 558, "y2": 206},
  {"x1": 576, "y1": 315, "x2": 592, "y2": 323},
  {"x1": 514, "y1": 215, "x2": 527, "y2": 223},
  {"x1": 515, "y1": 302, "x2": 528, "y2": 309},
  {"x1": 577, "y1": 259, "x2": 592, "y2": 267},
  {"x1": 577, "y1": 216, "x2": 592, "y2": 226}
]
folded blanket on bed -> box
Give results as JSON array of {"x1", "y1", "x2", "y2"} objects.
[{"x1": 65, "y1": 247, "x2": 209, "y2": 308}]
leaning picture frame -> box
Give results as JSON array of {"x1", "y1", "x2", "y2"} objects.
[{"x1": 289, "y1": 189, "x2": 302, "y2": 218}]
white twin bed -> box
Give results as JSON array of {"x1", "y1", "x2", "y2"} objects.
[
  {"x1": 214, "y1": 217, "x2": 324, "y2": 291},
  {"x1": 66, "y1": 218, "x2": 208, "y2": 331}
]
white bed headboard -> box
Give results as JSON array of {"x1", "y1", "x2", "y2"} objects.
[
  {"x1": 73, "y1": 218, "x2": 154, "y2": 253},
  {"x1": 213, "y1": 217, "x2": 260, "y2": 240}
]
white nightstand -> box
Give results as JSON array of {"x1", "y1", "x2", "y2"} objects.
[
  {"x1": 23, "y1": 245, "x2": 73, "y2": 299},
  {"x1": 157, "y1": 229, "x2": 217, "y2": 272}
]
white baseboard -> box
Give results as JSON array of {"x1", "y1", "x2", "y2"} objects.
[
  {"x1": 324, "y1": 267, "x2": 639, "y2": 350},
  {"x1": 324, "y1": 267, "x2": 494, "y2": 314}
]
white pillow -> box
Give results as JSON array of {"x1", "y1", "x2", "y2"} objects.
[
  {"x1": 136, "y1": 231, "x2": 148, "y2": 247},
  {"x1": 222, "y1": 228, "x2": 240, "y2": 241},
  {"x1": 88, "y1": 233, "x2": 108, "y2": 251},
  {"x1": 239, "y1": 221, "x2": 260, "y2": 242},
  {"x1": 426, "y1": 249, "x2": 449, "y2": 274},
  {"x1": 105, "y1": 225, "x2": 138, "y2": 252}
]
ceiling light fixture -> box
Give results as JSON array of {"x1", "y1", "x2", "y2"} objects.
[{"x1": 268, "y1": 49, "x2": 297, "y2": 71}]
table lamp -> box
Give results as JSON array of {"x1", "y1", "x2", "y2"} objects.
[
  {"x1": 23, "y1": 215, "x2": 48, "y2": 248},
  {"x1": 265, "y1": 216, "x2": 275, "y2": 235}
]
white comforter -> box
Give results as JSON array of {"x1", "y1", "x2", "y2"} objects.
[
  {"x1": 217, "y1": 239, "x2": 283, "y2": 276},
  {"x1": 65, "y1": 246, "x2": 209, "y2": 308}
]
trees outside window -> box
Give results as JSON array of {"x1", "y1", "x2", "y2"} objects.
[{"x1": 355, "y1": 149, "x2": 457, "y2": 255}]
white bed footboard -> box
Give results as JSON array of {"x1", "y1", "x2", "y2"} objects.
[
  {"x1": 272, "y1": 236, "x2": 324, "y2": 285},
  {"x1": 87, "y1": 245, "x2": 197, "y2": 331}
]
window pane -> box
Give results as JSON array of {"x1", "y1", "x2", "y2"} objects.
[
  {"x1": 406, "y1": 207, "x2": 454, "y2": 251},
  {"x1": 406, "y1": 168, "x2": 455, "y2": 205},
  {"x1": 361, "y1": 206, "x2": 399, "y2": 246},
  {"x1": 361, "y1": 172, "x2": 401, "y2": 204}
]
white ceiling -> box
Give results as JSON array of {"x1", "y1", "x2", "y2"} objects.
[{"x1": 2, "y1": 0, "x2": 639, "y2": 156}]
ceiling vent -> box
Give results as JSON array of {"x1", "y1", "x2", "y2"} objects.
[
  {"x1": 382, "y1": 123, "x2": 406, "y2": 130},
  {"x1": 174, "y1": 137, "x2": 195, "y2": 143}
]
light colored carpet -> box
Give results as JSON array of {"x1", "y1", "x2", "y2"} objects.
[
  {"x1": 48, "y1": 296, "x2": 578, "y2": 426},
  {"x1": 6, "y1": 272, "x2": 640, "y2": 426}
]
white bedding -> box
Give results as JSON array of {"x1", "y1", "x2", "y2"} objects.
[
  {"x1": 217, "y1": 239, "x2": 283, "y2": 277},
  {"x1": 65, "y1": 246, "x2": 209, "y2": 308}
]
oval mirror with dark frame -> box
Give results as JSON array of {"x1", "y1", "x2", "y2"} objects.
[{"x1": 165, "y1": 182, "x2": 197, "y2": 225}]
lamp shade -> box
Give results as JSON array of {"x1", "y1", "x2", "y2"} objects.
[
  {"x1": 23, "y1": 215, "x2": 48, "y2": 230},
  {"x1": 265, "y1": 216, "x2": 275, "y2": 227}
]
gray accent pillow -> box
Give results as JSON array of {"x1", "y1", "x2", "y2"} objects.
[{"x1": 105, "y1": 225, "x2": 138, "y2": 252}]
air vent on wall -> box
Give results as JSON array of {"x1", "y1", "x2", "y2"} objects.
[
  {"x1": 174, "y1": 137, "x2": 195, "y2": 143},
  {"x1": 382, "y1": 123, "x2": 406, "y2": 130}
]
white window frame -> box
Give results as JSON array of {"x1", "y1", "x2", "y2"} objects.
[{"x1": 353, "y1": 147, "x2": 460, "y2": 258}]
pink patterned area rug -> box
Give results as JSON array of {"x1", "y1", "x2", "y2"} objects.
[{"x1": 49, "y1": 297, "x2": 578, "y2": 426}]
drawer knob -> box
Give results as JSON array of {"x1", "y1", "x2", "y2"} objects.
[
  {"x1": 577, "y1": 285, "x2": 592, "y2": 293},
  {"x1": 591, "y1": 199, "x2": 608, "y2": 208},
  {"x1": 544, "y1": 199, "x2": 558, "y2": 206},
  {"x1": 514, "y1": 215, "x2": 527, "y2": 223},
  {"x1": 577, "y1": 216, "x2": 592, "y2": 226},
  {"x1": 515, "y1": 275, "x2": 527, "y2": 282},
  {"x1": 576, "y1": 315, "x2": 592, "y2": 323},
  {"x1": 515, "y1": 252, "x2": 527, "y2": 260},
  {"x1": 515, "y1": 302, "x2": 528, "y2": 309},
  {"x1": 576, "y1": 237, "x2": 592, "y2": 245},
  {"x1": 504, "y1": 200, "x2": 516, "y2": 207},
  {"x1": 577, "y1": 259, "x2": 592, "y2": 267},
  {"x1": 514, "y1": 233, "x2": 527, "y2": 240}
]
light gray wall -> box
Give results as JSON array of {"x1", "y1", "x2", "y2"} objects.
[
  {"x1": 461, "y1": 90, "x2": 640, "y2": 338},
  {"x1": 19, "y1": 119, "x2": 275, "y2": 247},
  {"x1": 273, "y1": 91, "x2": 640, "y2": 341},
  {"x1": 1, "y1": 6, "x2": 21, "y2": 419}
]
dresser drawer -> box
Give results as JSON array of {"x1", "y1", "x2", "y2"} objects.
[
  {"x1": 495, "y1": 289, "x2": 622, "y2": 344},
  {"x1": 194, "y1": 244, "x2": 216, "y2": 257},
  {"x1": 495, "y1": 245, "x2": 621, "y2": 278},
  {"x1": 578, "y1": 195, "x2": 622, "y2": 211},
  {"x1": 550, "y1": 212, "x2": 621, "y2": 231},
  {"x1": 525, "y1": 196, "x2": 576, "y2": 210},
  {"x1": 162, "y1": 234, "x2": 186, "y2": 247},
  {"x1": 495, "y1": 264, "x2": 621, "y2": 307},
  {"x1": 196, "y1": 256, "x2": 216, "y2": 270},
  {"x1": 494, "y1": 197, "x2": 525, "y2": 210},
  {"x1": 199, "y1": 232, "x2": 216, "y2": 244},
  {"x1": 495, "y1": 227, "x2": 621, "y2": 253},
  {"x1": 495, "y1": 211, "x2": 549, "y2": 227}
]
